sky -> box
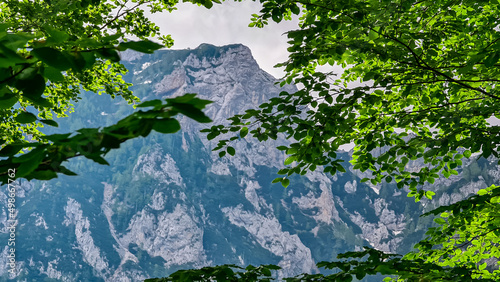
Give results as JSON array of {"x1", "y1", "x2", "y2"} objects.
[{"x1": 146, "y1": 1, "x2": 300, "y2": 79}]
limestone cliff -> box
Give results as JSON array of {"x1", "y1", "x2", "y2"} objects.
[{"x1": 0, "y1": 44, "x2": 497, "y2": 281}]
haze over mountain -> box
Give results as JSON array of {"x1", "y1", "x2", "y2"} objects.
[{"x1": 0, "y1": 44, "x2": 495, "y2": 281}]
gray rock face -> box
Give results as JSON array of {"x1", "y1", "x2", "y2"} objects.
[
  {"x1": 124, "y1": 204, "x2": 207, "y2": 268},
  {"x1": 4, "y1": 43, "x2": 500, "y2": 282},
  {"x1": 222, "y1": 204, "x2": 316, "y2": 278}
]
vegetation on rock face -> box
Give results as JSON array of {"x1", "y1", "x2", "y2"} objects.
[{"x1": 0, "y1": 0, "x2": 214, "y2": 184}]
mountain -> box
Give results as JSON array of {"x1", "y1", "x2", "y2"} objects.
[{"x1": 0, "y1": 44, "x2": 497, "y2": 281}]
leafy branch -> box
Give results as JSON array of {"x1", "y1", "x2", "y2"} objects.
[{"x1": 0, "y1": 94, "x2": 212, "y2": 185}]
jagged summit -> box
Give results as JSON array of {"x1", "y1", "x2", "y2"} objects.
[
  {"x1": 124, "y1": 43, "x2": 296, "y2": 124},
  {"x1": 1, "y1": 41, "x2": 494, "y2": 282},
  {"x1": 122, "y1": 43, "x2": 254, "y2": 67},
  {"x1": 191, "y1": 43, "x2": 250, "y2": 57}
]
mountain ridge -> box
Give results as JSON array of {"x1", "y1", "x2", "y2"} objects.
[{"x1": 0, "y1": 43, "x2": 496, "y2": 281}]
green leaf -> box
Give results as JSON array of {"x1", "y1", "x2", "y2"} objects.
[
  {"x1": 1, "y1": 32, "x2": 34, "y2": 50},
  {"x1": 118, "y1": 40, "x2": 164, "y2": 54},
  {"x1": 262, "y1": 267, "x2": 272, "y2": 276},
  {"x1": 477, "y1": 189, "x2": 488, "y2": 196},
  {"x1": 0, "y1": 91, "x2": 18, "y2": 109},
  {"x1": 40, "y1": 119, "x2": 58, "y2": 127},
  {"x1": 434, "y1": 218, "x2": 446, "y2": 225},
  {"x1": 0, "y1": 53, "x2": 23, "y2": 71},
  {"x1": 0, "y1": 143, "x2": 29, "y2": 157},
  {"x1": 463, "y1": 150, "x2": 471, "y2": 158},
  {"x1": 265, "y1": 264, "x2": 281, "y2": 270},
  {"x1": 284, "y1": 156, "x2": 295, "y2": 165},
  {"x1": 12, "y1": 146, "x2": 46, "y2": 164},
  {"x1": 368, "y1": 29, "x2": 378, "y2": 40},
  {"x1": 58, "y1": 166, "x2": 77, "y2": 176},
  {"x1": 170, "y1": 102, "x2": 212, "y2": 123},
  {"x1": 290, "y1": 4, "x2": 301, "y2": 15},
  {"x1": 41, "y1": 133, "x2": 71, "y2": 142},
  {"x1": 80, "y1": 52, "x2": 96, "y2": 69},
  {"x1": 152, "y1": 119, "x2": 181, "y2": 134},
  {"x1": 43, "y1": 66, "x2": 65, "y2": 82},
  {"x1": 15, "y1": 112, "x2": 37, "y2": 123},
  {"x1": 16, "y1": 74, "x2": 46, "y2": 99},
  {"x1": 101, "y1": 33, "x2": 122, "y2": 43},
  {"x1": 29, "y1": 170, "x2": 58, "y2": 180},
  {"x1": 44, "y1": 25, "x2": 69, "y2": 43},
  {"x1": 203, "y1": 0, "x2": 213, "y2": 8},
  {"x1": 16, "y1": 152, "x2": 44, "y2": 177},
  {"x1": 277, "y1": 168, "x2": 288, "y2": 175},
  {"x1": 282, "y1": 178, "x2": 290, "y2": 188},
  {"x1": 169, "y1": 93, "x2": 197, "y2": 103},
  {"x1": 240, "y1": 127, "x2": 248, "y2": 138},
  {"x1": 484, "y1": 52, "x2": 499, "y2": 67},
  {"x1": 25, "y1": 96, "x2": 53, "y2": 108},
  {"x1": 95, "y1": 48, "x2": 121, "y2": 62},
  {"x1": 86, "y1": 155, "x2": 110, "y2": 165},
  {"x1": 32, "y1": 47, "x2": 71, "y2": 71},
  {"x1": 227, "y1": 146, "x2": 235, "y2": 156},
  {"x1": 337, "y1": 165, "x2": 346, "y2": 173}
]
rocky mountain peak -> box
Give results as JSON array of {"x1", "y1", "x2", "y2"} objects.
[
  {"x1": 5, "y1": 44, "x2": 494, "y2": 282},
  {"x1": 125, "y1": 43, "x2": 296, "y2": 124}
]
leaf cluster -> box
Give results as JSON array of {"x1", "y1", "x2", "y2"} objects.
[
  {"x1": 0, "y1": 0, "x2": 223, "y2": 181},
  {"x1": 145, "y1": 264, "x2": 280, "y2": 282},
  {"x1": 205, "y1": 0, "x2": 500, "y2": 198},
  {"x1": 196, "y1": 0, "x2": 500, "y2": 281},
  {"x1": 405, "y1": 184, "x2": 500, "y2": 280},
  {"x1": 0, "y1": 94, "x2": 211, "y2": 184},
  {"x1": 149, "y1": 184, "x2": 500, "y2": 281}
]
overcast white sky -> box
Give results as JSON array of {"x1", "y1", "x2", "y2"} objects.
[{"x1": 146, "y1": 1, "x2": 300, "y2": 78}]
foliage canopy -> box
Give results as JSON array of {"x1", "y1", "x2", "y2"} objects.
[
  {"x1": 0, "y1": 0, "x2": 214, "y2": 184},
  {"x1": 201, "y1": 0, "x2": 500, "y2": 280},
  {"x1": 209, "y1": 0, "x2": 500, "y2": 199},
  {"x1": 1, "y1": 0, "x2": 499, "y2": 280}
]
